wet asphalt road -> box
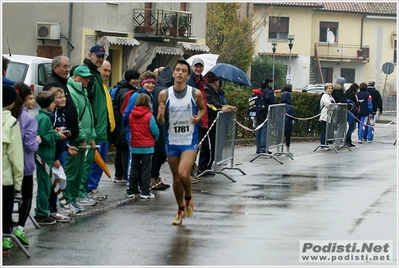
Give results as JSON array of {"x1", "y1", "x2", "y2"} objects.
[{"x1": 3, "y1": 119, "x2": 397, "y2": 266}]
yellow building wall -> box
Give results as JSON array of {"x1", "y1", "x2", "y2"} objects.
[{"x1": 362, "y1": 17, "x2": 397, "y2": 95}]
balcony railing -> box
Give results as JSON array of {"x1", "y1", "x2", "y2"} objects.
[
  {"x1": 315, "y1": 43, "x2": 370, "y2": 62},
  {"x1": 133, "y1": 9, "x2": 193, "y2": 39}
]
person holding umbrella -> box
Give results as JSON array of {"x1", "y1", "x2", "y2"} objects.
[
  {"x1": 186, "y1": 58, "x2": 208, "y2": 183},
  {"x1": 198, "y1": 71, "x2": 236, "y2": 175}
]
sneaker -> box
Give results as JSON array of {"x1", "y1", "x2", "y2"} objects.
[
  {"x1": 58, "y1": 206, "x2": 72, "y2": 216},
  {"x1": 65, "y1": 203, "x2": 82, "y2": 213},
  {"x1": 13, "y1": 229, "x2": 29, "y2": 245},
  {"x1": 127, "y1": 192, "x2": 140, "y2": 198},
  {"x1": 287, "y1": 151, "x2": 294, "y2": 157},
  {"x1": 50, "y1": 212, "x2": 71, "y2": 223},
  {"x1": 185, "y1": 198, "x2": 194, "y2": 217},
  {"x1": 76, "y1": 197, "x2": 97, "y2": 206},
  {"x1": 2, "y1": 239, "x2": 13, "y2": 250},
  {"x1": 34, "y1": 215, "x2": 56, "y2": 225},
  {"x1": 88, "y1": 189, "x2": 107, "y2": 201},
  {"x1": 358, "y1": 140, "x2": 363, "y2": 144},
  {"x1": 172, "y1": 210, "x2": 186, "y2": 226},
  {"x1": 367, "y1": 140, "x2": 372, "y2": 143},
  {"x1": 14, "y1": 191, "x2": 22, "y2": 200},
  {"x1": 114, "y1": 177, "x2": 123, "y2": 183},
  {"x1": 150, "y1": 177, "x2": 168, "y2": 190},
  {"x1": 191, "y1": 176, "x2": 200, "y2": 184},
  {"x1": 140, "y1": 193, "x2": 155, "y2": 199},
  {"x1": 71, "y1": 202, "x2": 86, "y2": 212}
]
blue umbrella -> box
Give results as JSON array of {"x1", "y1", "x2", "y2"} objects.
[{"x1": 209, "y1": 63, "x2": 253, "y2": 87}]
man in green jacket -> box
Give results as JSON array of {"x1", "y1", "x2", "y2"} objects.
[
  {"x1": 63, "y1": 66, "x2": 97, "y2": 211},
  {"x1": 83, "y1": 45, "x2": 111, "y2": 201}
]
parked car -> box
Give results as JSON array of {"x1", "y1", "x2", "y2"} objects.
[
  {"x1": 3, "y1": 54, "x2": 53, "y2": 116},
  {"x1": 274, "y1": 88, "x2": 303, "y2": 93},
  {"x1": 300, "y1": 84, "x2": 325, "y2": 94}
]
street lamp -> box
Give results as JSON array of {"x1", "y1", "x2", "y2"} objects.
[
  {"x1": 272, "y1": 42, "x2": 277, "y2": 90},
  {"x1": 287, "y1": 34, "x2": 295, "y2": 83}
]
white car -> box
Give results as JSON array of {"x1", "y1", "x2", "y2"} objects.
[
  {"x1": 3, "y1": 54, "x2": 53, "y2": 116},
  {"x1": 301, "y1": 84, "x2": 325, "y2": 94}
]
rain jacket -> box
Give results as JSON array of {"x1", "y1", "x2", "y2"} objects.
[
  {"x1": 128, "y1": 105, "x2": 159, "y2": 154},
  {"x1": 2, "y1": 109, "x2": 24, "y2": 190},
  {"x1": 111, "y1": 78, "x2": 137, "y2": 145},
  {"x1": 187, "y1": 71, "x2": 208, "y2": 128},
  {"x1": 366, "y1": 86, "x2": 383, "y2": 114},
  {"x1": 205, "y1": 83, "x2": 227, "y2": 124},
  {"x1": 319, "y1": 93, "x2": 336, "y2": 122},
  {"x1": 259, "y1": 85, "x2": 277, "y2": 120},
  {"x1": 122, "y1": 88, "x2": 153, "y2": 144},
  {"x1": 83, "y1": 58, "x2": 109, "y2": 142},
  {"x1": 67, "y1": 77, "x2": 96, "y2": 144},
  {"x1": 36, "y1": 109, "x2": 60, "y2": 165},
  {"x1": 332, "y1": 83, "x2": 346, "y2": 103},
  {"x1": 357, "y1": 90, "x2": 373, "y2": 117},
  {"x1": 281, "y1": 92, "x2": 296, "y2": 132},
  {"x1": 152, "y1": 66, "x2": 174, "y2": 153},
  {"x1": 18, "y1": 106, "x2": 39, "y2": 176}
]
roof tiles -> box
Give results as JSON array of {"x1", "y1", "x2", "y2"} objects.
[{"x1": 255, "y1": 2, "x2": 397, "y2": 15}]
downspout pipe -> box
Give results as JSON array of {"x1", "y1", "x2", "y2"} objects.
[
  {"x1": 68, "y1": 2, "x2": 73, "y2": 59},
  {"x1": 360, "y1": 14, "x2": 365, "y2": 49}
]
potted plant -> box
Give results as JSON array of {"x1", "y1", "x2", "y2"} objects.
[
  {"x1": 168, "y1": 13, "x2": 190, "y2": 36},
  {"x1": 160, "y1": 24, "x2": 169, "y2": 35},
  {"x1": 168, "y1": 13, "x2": 179, "y2": 36},
  {"x1": 178, "y1": 15, "x2": 190, "y2": 36}
]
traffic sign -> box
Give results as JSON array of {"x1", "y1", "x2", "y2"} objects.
[{"x1": 382, "y1": 62, "x2": 394, "y2": 75}]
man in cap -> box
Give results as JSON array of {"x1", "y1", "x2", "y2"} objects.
[
  {"x1": 82, "y1": 45, "x2": 113, "y2": 201},
  {"x1": 365, "y1": 79, "x2": 383, "y2": 142},
  {"x1": 63, "y1": 65, "x2": 97, "y2": 211},
  {"x1": 186, "y1": 58, "x2": 208, "y2": 182}
]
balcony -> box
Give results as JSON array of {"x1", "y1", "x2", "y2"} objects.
[
  {"x1": 315, "y1": 43, "x2": 370, "y2": 63},
  {"x1": 133, "y1": 9, "x2": 193, "y2": 40}
]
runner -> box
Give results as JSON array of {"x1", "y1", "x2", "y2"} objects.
[{"x1": 157, "y1": 60, "x2": 206, "y2": 225}]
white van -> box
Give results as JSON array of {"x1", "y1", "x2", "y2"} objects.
[{"x1": 3, "y1": 54, "x2": 53, "y2": 116}]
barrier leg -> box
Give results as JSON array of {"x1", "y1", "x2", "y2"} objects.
[{"x1": 2, "y1": 234, "x2": 31, "y2": 258}]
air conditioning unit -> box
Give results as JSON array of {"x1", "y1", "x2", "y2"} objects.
[{"x1": 36, "y1": 22, "x2": 61, "y2": 40}]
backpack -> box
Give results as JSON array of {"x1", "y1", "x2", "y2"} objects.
[
  {"x1": 313, "y1": 92, "x2": 325, "y2": 115},
  {"x1": 247, "y1": 90, "x2": 264, "y2": 117},
  {"x1": 120, "y1": 89, "x2": 139, "y2": 116}
]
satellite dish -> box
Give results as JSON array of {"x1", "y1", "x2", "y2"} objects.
[{"x1": 327, "y1": 31, "x2": 335, "y2": 44}]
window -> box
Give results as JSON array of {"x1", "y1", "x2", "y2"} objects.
[
  {"x1": 38, "y1": 63, "x2": 52, "y2": 86},
  {"x1": 340, "y1": 68, "x2": 355, "y2": 83},
  {"x1": 269, "y1": 17, "x2": 289, "y2": 40},
  {"x1": 319, "y1": 22, "x2": 338, "y2": 43}
]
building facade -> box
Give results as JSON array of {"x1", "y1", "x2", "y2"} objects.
[
  {"x1": 251, "y1": 2, "x2": 397, "y2": 99},
  {"x1": 2, "y1": 2, "x2": 209, "y2": 87}
]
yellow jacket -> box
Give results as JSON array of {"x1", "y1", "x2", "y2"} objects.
[{"x1": 103, "y1": 82, "x2": 116, "y2": 132}]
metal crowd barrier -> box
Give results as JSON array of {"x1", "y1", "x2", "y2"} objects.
[
  {"x1": 250, "y1": 103, "x2": 292, "y2": 164},
  {"x1": 314, "y1": 103, "x2": 351, "y2": 153},
  {"x1": 198, "y1": 111, "x2": 246, "y2": 182}
]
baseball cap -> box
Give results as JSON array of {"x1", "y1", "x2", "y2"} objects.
[
  {"x1": 73, "y1": 66, "x2": 93, "y2": 77},
  {"x1": 192, "y1": 58, "x2": 204, "y2": 66},
  {"x1": 90, "y1": 45, "x2": 106, "y2": 55}
]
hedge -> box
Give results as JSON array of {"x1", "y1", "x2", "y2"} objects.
[{"x1": 222, "y1": 82, "x2": 322, "y2": 139}]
